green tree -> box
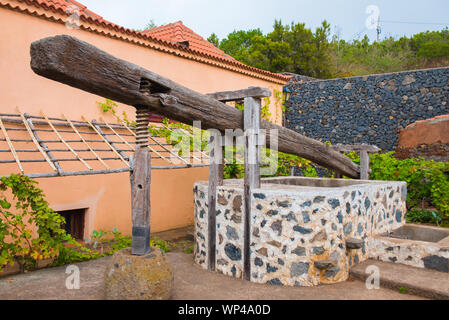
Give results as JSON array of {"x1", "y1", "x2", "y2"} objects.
[{"x1": 207, "y1": 33, "x2": 220, "y2": 47}]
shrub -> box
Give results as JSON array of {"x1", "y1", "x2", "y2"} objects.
[{"x1": 0, "y1": 174, "x2": 72, "y2": 273}]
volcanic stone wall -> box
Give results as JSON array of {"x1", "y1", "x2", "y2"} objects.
[{"x1": 284, "y1": 68, "x2": 449, "y2": 151}]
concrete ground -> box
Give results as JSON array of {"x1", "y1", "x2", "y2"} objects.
[
  {"x1": 0, "y1": 252, "x2": 424, "y2": 300},
  {"x1": 351, "y1": 259, "x2": 449, "y2": 300}
]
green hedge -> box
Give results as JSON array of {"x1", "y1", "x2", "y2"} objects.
[{"x1": 225, "y1": 151, "x2": 449, "y2": 218}]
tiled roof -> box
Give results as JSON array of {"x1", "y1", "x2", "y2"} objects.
[
  {"x1": 405, "y1": 114, "x2": 449, "y2": 130},
  {"x1": 0, "y1": 0, "x2": 289, "y2": 84},
  {"x1": 143, "y1": 21, "x2": 236, "y2": 62}
]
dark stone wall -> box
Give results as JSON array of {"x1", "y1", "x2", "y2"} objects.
[{"x1": 284, "y1": 67, "x2": 449, "y2": 151}]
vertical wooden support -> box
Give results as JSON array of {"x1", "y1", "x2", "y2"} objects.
[
  {"x1": 131, "y1": 107, "x2": 151, "y2": 255},
  {"x1": 359, "y1": 150, "x2": 370, "y2": 180},
  {"x1": 131, "y1": 148, "x2": 152, "y2": 255},
  {"x1": 207, "y1": 131, "x2": 224, "y2": 271},
  {"x1": 243, "y1": 97, "x2": 261, "y2": 281}
]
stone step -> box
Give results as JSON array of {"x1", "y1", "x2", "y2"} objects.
[{"x1": 350, "y1": 259, "x2": 449, "y2": 300}]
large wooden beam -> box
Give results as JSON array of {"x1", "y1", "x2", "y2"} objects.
[{"x1": 30, "y1": 35, "x2": 360, "y2": 178}]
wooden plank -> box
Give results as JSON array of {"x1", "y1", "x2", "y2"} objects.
[
  {"x1": 82, "y1": 116, "x2": 130, "y2": 167},
  {"x1": 243, "y1": 97, "x2": 261, "y2": 281},
  {"x1": 41, "y1": 111, "x2": 92, "y2": 170},
  {"x1": 29, "y1": 35, "x2": 360, "y2": 178},
  {"x1": 360, "y1": 151, "x2": 370, "y2": 180},
  {"x1": 130, "y1": 148, "x2": 152, "y2": 255},
  {"x1": 207, "y1": 131, "x2": 224, "y2": 272},
  {"x1": 18, "y1": 109, "x2": 58, "y2": 172},
  {"x1": 206, "y1": 87, "x2": 271, "y2": 102},
  {"x1": 333, "y1": 144, "x2": 380, "y2": 153},
  {"x1": 0, "y1": 117, "x2": 24, "y2": 174},
  {"x1": 63, "y1": 114, "x2": 110, "y2": 169}
]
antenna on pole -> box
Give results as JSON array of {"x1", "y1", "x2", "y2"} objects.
[{"x1": 376, "y1": 15, "x2": 381, "y2": 42}]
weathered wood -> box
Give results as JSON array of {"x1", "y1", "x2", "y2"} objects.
[
  {"x1": 30, "y1": 35, "x2": 360, "y2": 178},
  {"x1": 0, "y1": 117, "x2": 24, "y2": 174},
  {"x1": 243, "y1": 97, "x2": 261, "y2": 281},
  {"x1": 63, "y1": 114, "x2": 110, "y2": 169},
  {"x1": 19, "y1": 110, "x2": 59, "y2": 173},
  {"x1": 360, "y1": 151, "x2": 370, "y2": 180},
  {"x1": 332, "y1": 144, "x2": 378, "y2": 180},
  {"x1": 41, "y1": 111, "x2": 92, "y2": 170},
  {"x1": 332, "y1": 144, "x2": 380, "y2": 153},
  {"x1": 207, "y1": 131, "x2": 224, "y2": 271},
  {"x1": 82, "y1": 116, "x2": 130, "y2": 167},
  {"x1": 131, "y1": 148, "x2": 152, "y2": 255},
  {"x1": 206, "y1": 87, "x2": 271, "y2": 102}
]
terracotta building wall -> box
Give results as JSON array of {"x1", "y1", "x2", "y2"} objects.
[{"x1": 0, "y1": 7, "x2": 286, "y2": 237}]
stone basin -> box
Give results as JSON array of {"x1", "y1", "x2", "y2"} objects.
[
  {"x1": 370, "y1": 224, "x2": 449, "y2": 273},
  {"x1": 193, "y1": 176, "x2": 407, "y2": 286}
]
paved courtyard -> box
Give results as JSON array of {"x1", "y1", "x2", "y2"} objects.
[{"x1": 0, "y1": 252, "x2": 424, "y2": 300}]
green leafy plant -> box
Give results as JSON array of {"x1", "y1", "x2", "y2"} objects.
[
  {"x1": 406, "y1": 209, "x2": 443, "y2": 226},
  {"x1": 150, "y1": 237, "x2": 172, "y2": 253},
  {"x1": 0, "y1": 174, "x2": 72, "y2": 273}
]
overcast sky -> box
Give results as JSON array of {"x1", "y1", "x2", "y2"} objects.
[{"x1": 80, "y1": 0, "x2": 449, "y2": 41}]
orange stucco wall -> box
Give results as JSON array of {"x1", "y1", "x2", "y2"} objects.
[{"x1": 0, "y1": 7, "x2": 286, "y2": 238}]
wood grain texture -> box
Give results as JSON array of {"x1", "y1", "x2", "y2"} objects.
[
  {"x1": 206, "y1": 87, "x2": 271, "y2": 102},
  {"x1": 30, "y1": 35, "x2": 360, "y2": 178},
  {"x1": 207, "y1": 132, "x2": 224, "y2": 271},
  {"x1": 243, "y1": 97, "x2": 261, "y2": 281},
  {"x1": 131, "y1": 148, "x2": 151, "y2": 255},
  {"x1": 359, "y1": 151, "x2": 370, "y2": 180}
]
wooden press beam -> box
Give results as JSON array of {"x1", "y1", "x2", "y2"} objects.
[{"x1": 29, "y1": 35, "x2": 360, "y2": 179}]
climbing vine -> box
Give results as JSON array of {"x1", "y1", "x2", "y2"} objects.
[{"x1": 0, "y1": 174, "x2": 72, "y2": 273}]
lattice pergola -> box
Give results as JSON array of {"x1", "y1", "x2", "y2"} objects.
[{"x1": 0, "y1": 110, "x2": 209, "y2": 179}]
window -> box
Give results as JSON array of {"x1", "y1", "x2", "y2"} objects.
[{"x1": 57, "y1": 209, "x2": 86, "y2": 240}]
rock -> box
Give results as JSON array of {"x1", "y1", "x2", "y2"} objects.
[
  {"x1": 217, "y1": 194, "x2": 228, "y2": 205},
  {"x1": 324, "y1": 266, "x2": 340, "y2": 278},
  {"x1": 345, "y1": 237, "x2": 364, "y2": 249},
  {"x1": 402, "y1": 75, "x2": 416, "y2": 85},
  {"x1": 270, "y1": 220, "x2": 283, "y2": 235},
  {"x1": 224, "y1": 243, "x2": 242, "y2": 261},
  {"x1": 422, "y1": 255, "x2": 449, "y2": 273},
  {"x1": 267, "y1": 240, "x2": 282, "y2": 248},
  {"x1": 290, "y1": 262, "x2": 309, "y2": 277},
  {"x1": 292, "y1": 246, "x2": 306, "y2": 256},
  {"x1": 254, "y1": 257, "x2": 263, "y2": 267},
  {"x1": 343, "y1": 83, "x2": 352, "y2": 90},
  {"x1": 267, "y1": 264, "x2": 278, "y2": 273},
  {"x1": 226, "y1": 226, "x2": 239, "y2": 240},
  {"x1": 293, "y1": 225, "x2": 313, "y2": 234},
  {"x1": 343, "y1": 222, "x2": 353, "y2": 236},
  {"x1": 314, "y1": 259, "x2": 335, "y2": 270},
  {"x1": 311, "y1": 229, "x2": 327, "y2": 242},
  {"x1": 256, "y1": 247, "x2": 268, "y2": 257},
  {"x1": 232, "y1": 195, "x2": 242, "y2": 213},
  {"x1": 328, "y1": 199, "x2": 340, "y2": 209},
  {"x1": 104, "y1": 247, "x2": 173, "y2": 300}
]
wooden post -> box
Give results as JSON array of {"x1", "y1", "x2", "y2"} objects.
[
  {"x1": 131, "y1": 148, "x2": 152, "y2": 255},
  {"x1": 359, "y1": 150, "x2": 370, "y2": 180},
  {"x1": 243, "y1": 97, "x2": 261, "y2": 281},
  {"x1": 131, "y1": 107, "x2": 152, "y2": 255},
  {"x1": 207, "y1": 131, "x2": 224, "y2": 271},
  {"x1": 332, "y1": 144, "x2": 379, "y2": 180}
]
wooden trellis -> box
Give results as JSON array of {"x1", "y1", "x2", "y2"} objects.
[{"x1": 0, "y1": 111, "x2": 209, "y2": 179}]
